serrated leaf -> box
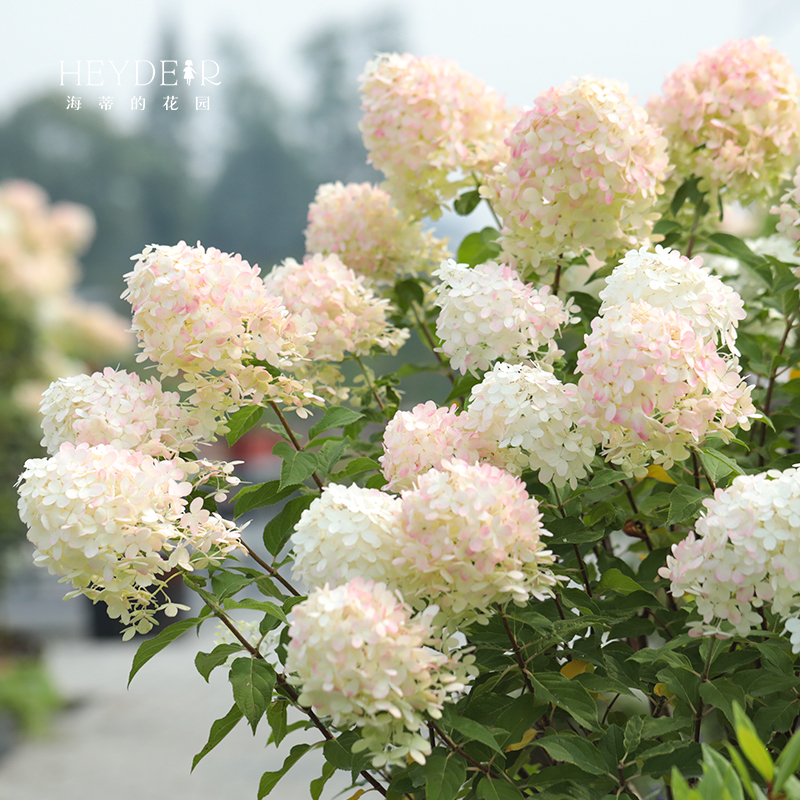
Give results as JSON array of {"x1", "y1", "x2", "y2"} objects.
[
  {"x1": 308, "y1": 406, "x2": 364, "y2": 440},
  {"x1": 624, "y1": 716, "x2": 644, "y2": 758},
  {"x1": 195, "y1": 643, "x2": 241, "y2": 682},
  {"x1": 224, "y1": 597, "x2": 288, "y2": 623},
  {"x1": 272, "y1": 441, "x2": 318, "y2": 490},
  {"x1": 537, "y1": 734, "x2": 609, "y2": 775},
  {"x1": 454, "y1": 189, "x2": 481, "y2": 216},
  {"x1": 330, "y1": 456, "x2": 381, "y2": 481},
  {"x1": 589, "y1": 469, "x2": 628, "y2": 489},
  {"x1": 442, "y1": 710, "x2": 503, "y2": 753},
  {"x1": 708, "y1": 233, "x2": 766, "y2": 267},
  {"x1": 229, "y1": 657, "x2": 276, "y2": 732},
  {"x1": 225, "y1": 405, "x2": 264, "y2": 446},
  {"x1": 530, "y1": 673, "x2": 599, "y2": 731},
  {"x1": 267, "y1": 700, "x2": 288, "y2": 746},
  {"x1": 597, "y1": 568, "x2": 651, "y2": 597},
  {"x1": 322, "y1": 731, "x2": 372, "y2": 777},
  {"x1": 258, "y1": 743, "x2": 312, "y2": 798},
  {"x1": 667, "y1": 484, "x2": 709, "y2": 525},
  {"x1": 476, "y1": 776, "x2": 525, "y2": 800},
  {"x1": 310, "y1": 761, "x2": 337, "y2": 800},
  {"x1": 263, "y1": 494, "x2": 316, "y2": 556},
  {"x1": 191, "y1": 703, "x2": 243, "y2": 771},
  {"x1": 128, "y1": 616, "x2": 202, "y2": 686},
  {"x1": 425, "y1": 753, "x2": 467, "y2": 800},
  {"x1": 697, "y1": 447, "x2": 744, "y2": 482},
  {"x1": 233, "y1": 481, "x2": 301, "y2": 518}
]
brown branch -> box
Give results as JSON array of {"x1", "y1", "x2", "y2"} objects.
[
  {"x1": 497, "y1": 605, "x2": 535, "y2": 694},
  {"x1": 241, "y1": 540, "x2": 300, "y2": 597},
  {"x1": 269, "y1": 402, "x2": 324, "y2": 490}
]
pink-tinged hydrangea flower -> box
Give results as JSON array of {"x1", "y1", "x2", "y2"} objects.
[
  {"x1": 395, "y1": 459, "x2": 559, "y2": 624},
  {"x1": 771, "y1": 165, "x2": 800, "y2": 248},
  {"x1": 576, "y1": 303, "x2": 757, "y2": 477},
  {"x1": 462, "y1": 363, "x2": 596, "y2": 489},
  {"x1": 286, "y1": 578, "x2": 474, "y2": 767},
  {"x1": 291, "y1": 484, "x2": 403, "y2": 588},
  {"x1": 379, "y1": 401, "x2": 501, "y2": 491},
  {"x1": 16, "y1": 442, "x2": 242, "y2": 639},
  {"x1": 264, "y1": 253, "x2": 409, "y2": 362},
  {"x1": 359, "y1": 53, "x2": 514, "y2": 220},
  {"x1": 649, "y1": 38, "x2": 800, "y2": 204},
  {"x1": 122, "y1": 242, "x2": 320, "y2": 421},
  {"x1": 660, "y1": 467, "x2": 800, "y2": 651},
  {"x1": 432, "y1": 259, "x2": 579, "y2": 374},
  {"x1": 39, "y1": 368, "x2": 215, "y2": 457},
  {"x1": 599, "y1": 245, "x2": 746, "y2": 353},
  {"x1": 485, "y1": 77, "x2": 669, "y2": 280},
  {"x1": 304, "y1": 182, "x2": 450, "y2": 283}
]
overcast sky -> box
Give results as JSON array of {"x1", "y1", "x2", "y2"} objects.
[{"x1": 5, "y1": 0, "x2": 800, "y2": 126}]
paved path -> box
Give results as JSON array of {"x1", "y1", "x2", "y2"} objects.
[{"x1": 0, "y1": 547, "x2": 352, "y2": 800}]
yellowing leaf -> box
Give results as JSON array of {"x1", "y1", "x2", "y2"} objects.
[
  {"x1": 505, "y1": 728, "x2": 537, "y2": 752},
  {"x1": 790, "y1": 368, "x2": 800, "y2": 380},
  {"x1": 560, "y1": 659, "x2": 593, "y2": 680},
  {"x1": 653, "y1": 683, "x2": 673, "y2": 698},
  {"x1": 346, "y1": 791, "x2": 366, "y2": 800},
  {"x1": 646, "y1": 465, "x2": 677, "y2": 484}
]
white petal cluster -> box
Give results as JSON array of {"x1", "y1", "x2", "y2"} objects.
[
  {"x1": 16, "y1": 442, "x2": 242, "y2": 638},
  {"x1": 599, "y1": 246, "x2": 746, "y2": 353},
  {"x1": 395, "y1": 459, "x2": 559, "y2": 624},
  {"x1": 660, "y1": 468, "x2": 800, "y2": 651},
  {"x1": 379, "y1": 401, "x2": 501, "y2": 491},
  {"x1": 40, "y1": 368, "x2": 213, "y2": 458},
  {"x1": 433, "y1": 259, "x2": 579, "y2": 374},
  {"x1": 291, "y1": 484, "x2": 402, "y2": 589},
  {"x1": 462, "y1": 363, "x2": 596, "y2": 489},
  {"x1": 576, "y1": 302, "x2": 757, "y2": 477},
  {"x1": 286, "y1": 578, "x2": 474, "y2": 767}
]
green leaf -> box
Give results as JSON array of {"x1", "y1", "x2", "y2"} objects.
[
  {"x1": 476, "y1": 776, "x2": 526, "y2": 800},
  {"x1": 393, "y1": 278, "x2": 426, "y2": 313},
  {"x1": 537, "y1": 734, "x2": 609, "y2": 775},
  {"x1": 225, "y1": 405, "x2": 264, "y2": 446},
  {"x1": 623, "y1": 716, "x2": 644, "y2": 758},
  {"x1": 322, "y1": 730, "x2": 371, "y2": 777},
  {"x1": 308, "y1": 406, "x2": 364, "y2": 440},
  {"x1": 442, "y1": 709, "x2": 503, "y2": 753},
  {"x1": 707, "y1": 233, "x2": 766, "y2": 267},
  {"x1": 425, "y1": 752, "x2": 467, "y2": 800},
  {"x1": 456, "y1": 228, "x2": 500, "y2": 267},
  {"x1": 224, "y1": 598, "x2": 288, "y2": 623},
  {"x1": 233, "y1": 481, "x2": 301, "y2": 518},
  {"x1": 547, "y1": 516, "x2": 604, "y2": 544},
  {"x1": 667, "y1": 485, "x2": 709, "y2": 526},
  {"x1": 195, "y1": 643, "x2": 241, "y2": 682},
  {"x1": 597, "y1": 568, "x2": 650, "y2": 597},
  {"x1": 258, "y1": 743, "x2": 312, "y2": 798},
  {"x1": 272, "y1": 441, "x2": 318, "y2": 490},
  {"x1": 267, "y1": 700, "x2": 288, "y2": 746},
  {"x1": 263, "y1": 494, "x2": 316, "y2": 556},
  {"x1": 310, "y1": 761, "x2": 337, "y2": 800},
  {"x1": 444, "y1": 373, "x2": 481, "y2": 404},
  {"x1": 589, "y1": 470, "x2": 629, "y2": 489},
  {"x1": 229, "y1": 657, "x2": 276, "y2": 732},
  {"x1": 191, "y1": 703, "x2": 243, "y2": 771},
  {"x1": 454, "y1": 189, "x2": 481, "y2": 216},
  {"x1": 775, "y1": 728, "x2": 800, "y2": 791},
  {"x1": 128, "y1": 616, "x2": 201, "y2": 686},
  {"x1": 330, "y1": 456, "x2": 381, "y2": 482},
  {"x1": 733, "y1": 702, "x2": 774, "y2": 784},
  {"x1": 530, "y1": 673, "x2": 599, "y2": 731},
  {"x1": 697, "y1": 447, "x2": 744, "y2": 483}
]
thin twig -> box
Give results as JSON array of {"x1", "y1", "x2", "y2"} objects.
[
  {"x1": 354, "y1": 355, "x2": 387, "y2": 413},
  {"x1": 497, "y1": 604, "x2": 535, "y2": 693},
  {"x1": 241, "y1": 541, "x2": 300, "y2": 597}
]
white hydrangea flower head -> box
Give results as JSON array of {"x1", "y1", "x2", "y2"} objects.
[
  {"x1": 291, "y1": 484, "x2": 403, "y2": 589},
  {"x1": 379, "y1": 401, "x2": 502, "y2": 492},
  {"x1": 576, "y1": 302, "x2": 757, "y2": 477},
  {"x1": 432, "y1": 259, "x2": 579, "y2": 374},
  {"x1": 395, "y1": 458, "x2": 559, "y2": 625},
  {"x1": 122, "y1": 242, "x2": 320, "y2": 421},
  {"x1": 16, "y1": 443, "x2": 243, "y2": 639},
  {"x1": 264, "y1": 253, "x2": 409, "y2": 362},
  {"x1": 286, "y1": 578, "x2": 474, "y2": 767},
  {"x1": 660, "y1": 467, "x2": 800, "y2": 651},
  {"x1": 771, "y1": 166, "x2": 800, "y2": 257},
  {"x1": 359, "y1": 53, "x2": 515, "y2": 220},
  {"x1": 649, "y1": 38, "x2": 800, "y2": 205},
  {"x1": 599, "y1": 246, "x2": 746, "y2": 353},
  {"x1": 304, "y1": 182, "x2": 450, "y2": 283},
  {"x1": 485, "y1": 76, "x2": 669, "y2": 281},
  {"x1": 462, "y1": 362, "x2": 596, "y2": 489},
  {"x1": 39, "y1": 368, "x2": 215, "y2": 457}
]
